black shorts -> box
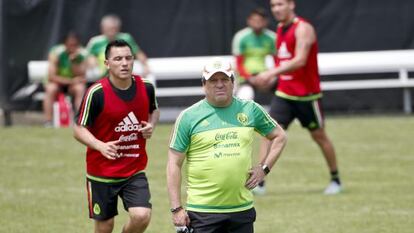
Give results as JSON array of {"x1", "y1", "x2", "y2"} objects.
[
  {"x1": 60, "y1": 85, "x2": 69, "y2": 94},
  {"x1": 188, "y1": 208, "x2": 256, "y2": 233},
  {"x1": 269, "y1": 95, "x2": 324, "y2": 130},
  {"x1": 86, "y1": 172, "x2": 152, "y2": 220}
]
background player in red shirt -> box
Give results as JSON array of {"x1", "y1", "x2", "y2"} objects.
[
  {"x1": 74, "y1": 40, "x2": 159, "y2": 233},
  {"x1": 256, "y1": 0, "x2": 342, "y2": 195}
]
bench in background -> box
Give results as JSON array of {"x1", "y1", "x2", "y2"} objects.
[{"x1": 6, "y1": 49, "x2": 414, "y2": 125}]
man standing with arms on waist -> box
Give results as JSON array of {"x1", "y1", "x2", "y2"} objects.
[
  {"x1": 74, "y1": 39, "x2": 159, "y2": 233},
  {"x1": 167, "y1": 57, "x2": 286, "y2": 233},
  {"x1": 256, "y1": 0, "x2": 342, "y2": 195}
]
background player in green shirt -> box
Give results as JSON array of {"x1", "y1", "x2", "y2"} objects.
[
  {"x1": 232, "y1": 8, "x2": 277, "y2": 101},
  {"x1": 166, "y1": 57, "x2": 287, "y2": 233},
  {"x1": 87, "y1": 14, "x2": 150, "y2": 79},
  {"x1": 43, "y1": 31, "x2": 87, "y2": 126}
]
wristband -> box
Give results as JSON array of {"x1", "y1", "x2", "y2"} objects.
[
  {"x1": 170, "y1": 206, "x2": 183, "y2": 213},
  {"x1": 262, "y1": 164, "x2": 270, "y2": 175}
]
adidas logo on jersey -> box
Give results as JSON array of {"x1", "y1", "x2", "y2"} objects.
[
  {"x1": 277, "y1": 42, "x2": 292, "y2": 59},
  {"x1": 115, "y1": 112, "x2": 142, "y2": 132}
]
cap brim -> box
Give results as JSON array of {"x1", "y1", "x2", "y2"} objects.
[{"x1": 202, "y1": 70, "x2": 233, "y2": 80}]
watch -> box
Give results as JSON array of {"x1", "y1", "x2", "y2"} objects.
[
  {"x1": 262, "y1": 164, "x2": 270, "y2": 175},
  {"x1": 170, "y1": 206, "x2": 183, "y2": 213}
]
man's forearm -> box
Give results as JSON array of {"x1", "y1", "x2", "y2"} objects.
[
  {"x1": 149, "y1": 109, "x2": 160, "y2": 128},
  {"x1": 264, "y1": 126, "x2": 287, "y2": 170},
  {"x1": 167, "y1": 163, "x2": 183, "y2": 208},
  {"x1": 73, "y1": 124, "x2": 103, "y2": 151},
  {"x1": 235, "y1": 55, "x2": 250, "y2": 79},
  {"x1": 49, "y1": 75, "x2": 72, "y2": 85},
  {"x1": 272, "y1": 57, "x2": 307, "y2": 77}
]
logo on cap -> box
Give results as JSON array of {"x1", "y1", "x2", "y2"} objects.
[
  {"x1": 213, "y1": 61, "x2": 223, "y2": 69},
  {"x1": 202, "y1": 57, "x2": 234, "y2": 80}
]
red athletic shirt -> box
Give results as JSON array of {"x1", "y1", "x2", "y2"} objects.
[
  {"x1": 275, "y1": 17, "x2": 321, "y2": 98},
  {"x1": 84, "y1": 76, "x2": 149, "y2": 178}
]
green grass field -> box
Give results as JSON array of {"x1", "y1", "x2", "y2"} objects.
[{"x1": 1, "y1": 116, "x2": 413, "y2": 233}]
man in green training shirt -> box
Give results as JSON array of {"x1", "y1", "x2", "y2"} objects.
[
  {"x1": 232, "y1": 8, "x2": 277, "y2": 101},
  {"x1": 43, "y1": 32, "x2": 87, "y2": 126},
  {"x1": 167, "y1": 57, "x2": 287, "y2": 233},
  {"x1": 87, "y1": 14, "x2": 150, "y2": 79}
]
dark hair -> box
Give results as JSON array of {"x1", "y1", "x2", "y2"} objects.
[
  {"x1": 62, "y1": 31, "x2": 81, "y2": 43},
  {"x1": 104, "y1": 39, "x2": 133, "y2": 59},
  {"x1": 249, "y1": 7, "x2": 268, "y2": 19}
]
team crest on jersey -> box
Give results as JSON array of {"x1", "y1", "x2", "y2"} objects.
[
  {"x1": 200, "y1": 119, "x2": 210, "y2": 127},
  {"x1": 236, "y1": 113, "x2": 248, "y2": 126},
  {"x1": 93, "y1": 203, "x2": 101, "y2": 215},
  {"x1": 308, "y1": 121, "x2": 318, "y2": 130}
]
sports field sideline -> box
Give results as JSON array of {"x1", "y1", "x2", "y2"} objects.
[{"x1": 0, "y1": 115, "x2": 413, "y2": 233}]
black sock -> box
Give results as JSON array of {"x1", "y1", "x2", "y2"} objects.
[{"x1": 330, "y1": 170, "x2": 341, "y2": 185}]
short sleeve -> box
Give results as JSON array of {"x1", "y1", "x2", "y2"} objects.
[
  {"x1": 144, "y1": 81, "x2": 158, "y2": 113},
  {"x1": 252, "y1": 102, "x2": 278, "y2": 137},
  {"x1": 78, "y1": 47, "x2": 88, "y2": 61},
  {"x1": 232, "y1": 29, "x2": 245, "y2": 56},
  {"x1": 86, "y1": 39, "x2": 99, "y2": 56},
  {"x1": 169, "y1": 111, "x2": 191, "y2": 153},
  {"x1": 76, "y1": 83, "x2": 103, "y2": 127}
]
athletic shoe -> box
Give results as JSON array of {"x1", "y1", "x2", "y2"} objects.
[
  {"x1": 323, "y1": 181, "x2": 342, "y2": 195},
  {"x1": 43, "y1": 121, "x2": 53, "y2": 128},
  {"x1": 252, "y1": 185, "x2": 266, "y2": 196}
]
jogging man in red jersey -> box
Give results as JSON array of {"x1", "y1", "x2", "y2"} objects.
[
  {"x1": 74, "y1": 40, "x2": 159, "y2": 233},
  {"x1": 255, "y1": 0, "x2": 342, "y2": 195}
]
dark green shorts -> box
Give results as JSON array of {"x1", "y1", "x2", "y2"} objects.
[
  {"x1": 86, "y1": 172, "x2": 151, "y2": 220},
  {"x1": 187, "y1": 208, "x2": 256, "y2": 233}
]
